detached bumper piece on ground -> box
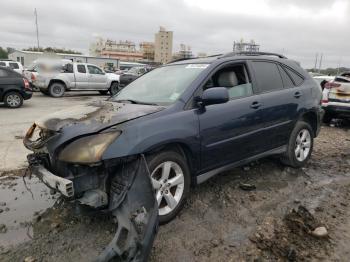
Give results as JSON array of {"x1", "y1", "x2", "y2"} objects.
[{"x1": 27, "y1": 154, "x2": 158, "y2": 262}]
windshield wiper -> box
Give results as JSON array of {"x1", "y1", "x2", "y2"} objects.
[{"x1": 113, "y1": 99, "x2": 158, "y2": 106}]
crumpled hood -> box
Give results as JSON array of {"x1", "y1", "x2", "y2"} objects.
[{"x1": 36, "y1": 100, "x2": 165, "y2": 132}]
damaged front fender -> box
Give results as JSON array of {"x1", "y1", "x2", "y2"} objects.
[
  {"x1": 27, "y1": 154, "x2": 158, "y2": 262},
  {"x1": 96, "y1": 156, "x2": 158, "y2": 261}
]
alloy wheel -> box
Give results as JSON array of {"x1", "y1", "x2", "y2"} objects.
[
  {"x1": 295, "y1": 129, "x2": 311, "y2": 161},
  {"x1": 151, "y1": 161, "x2": 185, "y2": 216},
  {"x1": 6, "y1": 94, "x2": 21, "y2": 107}
]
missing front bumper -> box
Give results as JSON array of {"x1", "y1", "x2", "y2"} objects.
[{"x1": 29, "y1": 164, "x2": 74, "y2": 198}]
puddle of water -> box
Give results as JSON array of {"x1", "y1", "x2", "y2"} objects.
[{"x1": 0, "y1": 176, "x2": 56, "y2": 247}]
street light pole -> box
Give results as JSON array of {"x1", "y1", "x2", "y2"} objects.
[{"x1": 34, "y1": 8, "x2": 40, "y2": 51}]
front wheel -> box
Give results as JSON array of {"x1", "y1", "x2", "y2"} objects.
[
  {"x1": 109, "y1": 82, "x2": 120, "y2": 96},
  {"x1": 281, "y1": 121, "x2": 313, "y2": 168},
  {"x1": 4, "y1": 92, "x2": 23, "y2": 108},
  {"x1": 148, "y1": 150, "x2": 191, "y2": 224}
]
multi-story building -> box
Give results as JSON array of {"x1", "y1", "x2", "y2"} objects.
[
  {"x1": 172, "y1": 44, "x2": 193, "y2": 61},
  {"x1": 90, "y1": 38, "x2": 143, "y2": 62},
  {"x1": 233, "y1": 39, "x2": 260, "y2": 53},
  {"x1": 154, "y1": 27, "x2": 173, "y2": 64},
  {"x1": 140, "y1": 42, "x2": 155, "y2": 61}
]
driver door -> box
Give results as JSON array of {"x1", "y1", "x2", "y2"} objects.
[
  {"x1": 198, "y1": 62, "x2": 265, "y2": 172},
  {"x1": 87, "y1": 65, "x2": 108, "y2": 89}
]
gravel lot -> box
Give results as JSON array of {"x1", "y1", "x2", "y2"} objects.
[{"x1": 0, "y1": 93, "x2": 350, "y2": 261}]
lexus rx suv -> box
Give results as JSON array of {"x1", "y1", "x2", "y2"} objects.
[{"x1": 24, "y1": 52, "x2": 322, "y2": 260}]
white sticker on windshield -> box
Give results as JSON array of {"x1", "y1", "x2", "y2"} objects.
[{"x1": 185, "y1": 64, "x2": 209, "y2": 69}]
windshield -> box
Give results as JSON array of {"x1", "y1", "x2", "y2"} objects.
[{"x1": 112, "y1": 64, "x2": 208, "y2": 105}]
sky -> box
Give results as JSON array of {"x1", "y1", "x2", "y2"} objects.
[{"x1": 0, "y1": 0, "x2": 349, "y2": 68}]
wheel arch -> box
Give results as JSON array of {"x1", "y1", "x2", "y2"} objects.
[
  {"x1": 299, "y1": 110, "x2": 318, "y2": 137},
  {"x1": 49, "y1": 79, "x2": 67, "y2": 89},
  {"x1": 1, "y1": 88, "x2": 22, "y2": 101},
  {"x1": 146, "y1": 142, "x2": 198, "y2": 186}
]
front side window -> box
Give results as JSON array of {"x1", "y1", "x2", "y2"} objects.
[
  {"x1": 203, "y1": 64, "x2": 253, "y2": 99},
  {"x1": 77, "y1": 64, "x2": 86, "y2": 73},
  {"x1": 87, "y1": 65, "x2": 103, "y2": 75},
  {"x1": 252, "y1": 61, "x2": 283, "y2": 93},
  {"x1": 113, "y1": 64, "x2": 208, "y2": 105}
]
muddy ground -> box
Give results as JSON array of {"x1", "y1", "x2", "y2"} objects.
[{"x1": 0, "y1": 123, "x2": 349, "y2": 262}]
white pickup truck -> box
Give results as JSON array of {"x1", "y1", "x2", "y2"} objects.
[{"x1": 34, "y1": 62, "x2": 120, "y2": 97}]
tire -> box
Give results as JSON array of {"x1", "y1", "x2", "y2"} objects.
[
  {"x1": 322, "y1": 112, "x2": 333, "y2": 124},
  {"x1": 48, "y1": 83, "x2": 65, "y2": 97},
  {"x1": 280, "y1": 121, "x2": 313, "y2": 168},
  {"x1": 99, "y1": 90, "x2": 108, "y2": 95},
  {"x1": 109, "y1": 82, "x2": 120, "y2": 96},
  {"x1": 4, "y1": 91, "x2": 23, "y2": 108},
  {"x1": 147, "y1": 150, "x2": 191, "y2": 224}
]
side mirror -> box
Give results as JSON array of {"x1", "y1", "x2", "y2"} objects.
[{"x1": 199, "y1": 87, "x2": 229, "y2": 106}]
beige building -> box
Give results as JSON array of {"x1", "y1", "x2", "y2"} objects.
[
  {"x1": 140, "y1": 42, "x2": 155, "y2": 61},
  {"x1": 154, "y1": 27, "x2": 173, "y2": 64}
]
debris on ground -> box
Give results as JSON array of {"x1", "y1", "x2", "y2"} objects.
[{"x1": 239, "y1": 182, "x2": 256, "y2": 191}]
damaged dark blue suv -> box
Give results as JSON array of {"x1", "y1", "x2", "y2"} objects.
[{"x1": 24, "y1": 52, "x2": 322, "y2": 261}]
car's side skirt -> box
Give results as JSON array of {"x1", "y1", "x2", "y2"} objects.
[{"x1": 196, "y1": 145, "x2": 287, "y2": 184}]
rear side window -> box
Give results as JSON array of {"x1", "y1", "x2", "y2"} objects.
[
  {"x1": 278, "y1": 65, "x2": 294, "y2": 88},
  {"x1": 9, "y1": 62, "x2": 19, "y2": 69},
  {"x1": 0, "y1": 69, "x2": 9, "y2": 77},
  {"x1": 0, "y1": 62, "x2": 6, "y2": 66},
  {"x1": 77, "y1": 64, "x2": 86, "y2": 73},
  {"x1": 252, "y1": 61, "x2": 283, "y2": 93},
  {"x1": 284, "y1": 67, "x2": 304, "y2": 86}
]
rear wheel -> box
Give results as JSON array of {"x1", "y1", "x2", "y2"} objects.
[
  {"x1": 148, "y1": 150, "x2": 191, "y2": 224},
  {"x1": 281, "y1": 121, "x2": 313, "y2": 168},
  {"x1": 4, "y1": 91, "x2": 23, "y2": 108},
  {"x1": 48, "y1": 83, "x2": 65, "y2": 97},
  {"x1": 109, "y1": 82, "x2": 120, "y2": 96}
]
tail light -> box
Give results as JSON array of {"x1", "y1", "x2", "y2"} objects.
[
  {"x1": 23, "y1": 78, "x2": 31, "y2": 90},
  {"x1": 31, "y1": 73, "x2": 36, "y2": 81},
  {"x1": 324, "y1": 82, "x2": 341, "y2": 89}
]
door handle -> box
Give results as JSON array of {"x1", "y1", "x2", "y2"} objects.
[
  {"x1": 294, "y1": 91, "x2": 302, "y2": 98},
  {"x1": 250, "y1": 101, "x2": 262, "y2": 109}
]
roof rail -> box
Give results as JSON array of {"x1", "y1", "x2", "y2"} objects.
[{"x1": 222, "y1": 51, "x2": 287, "y2": 59}]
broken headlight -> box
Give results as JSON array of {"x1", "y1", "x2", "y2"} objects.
[{"x1": 58, "y1": 132, "x2": 121, "y2": 164}]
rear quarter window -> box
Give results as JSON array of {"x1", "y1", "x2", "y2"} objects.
[
  {"x1": 283, "y1": 66, "x2": 304, "y2": 86},
  {"x1": 0, "y1": 69, "x2": 9, "y2": 77}
]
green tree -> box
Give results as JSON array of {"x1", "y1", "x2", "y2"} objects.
[
  {"x1": 23, "y1": 46, "x2": 82, "y2": 55},
  {"x1": 0, "y1": 47, "x2": 8, "y2": 59}
]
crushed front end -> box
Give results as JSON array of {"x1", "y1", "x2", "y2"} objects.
[{"x1": 24, "y1": 121, "x2": 159, "y2": 262}]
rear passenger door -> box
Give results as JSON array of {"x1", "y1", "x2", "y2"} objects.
[
  {"x1": 74, "y1": 64, "x2": 89, "y2": 89},
  {"x1": 251, "y1": 61, "x2": 305, "y2": 150}
]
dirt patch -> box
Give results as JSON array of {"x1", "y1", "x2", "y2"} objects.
[{"x1": 1, "y1": 125, "x2": 350, "y2": 261}]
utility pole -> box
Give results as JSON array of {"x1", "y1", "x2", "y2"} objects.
[
  {"x1": 34, "y1": 8, "x2": 40, "y2": 51},
  {"x1": 318, "y1": 53, "x2": 323, "y2": 73},
  {"x1": 314, "y1": 53, "x2": 318, "y2": 72}
]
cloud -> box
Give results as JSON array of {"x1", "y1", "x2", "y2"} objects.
[{"x1": 0, "y1": 0, "x2": 349, "y2": 68}]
